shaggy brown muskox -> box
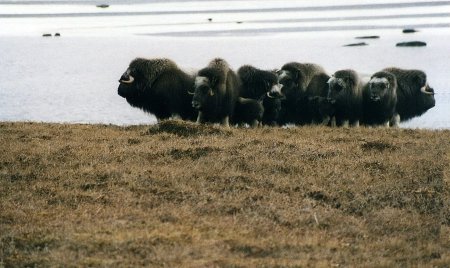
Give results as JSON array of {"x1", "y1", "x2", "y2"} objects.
[
  {"x1": 362, "y1": 71, "x2": 398, "y2": 127},
  {"x1": 191, "y1": 58, "x2": 241, "y2": 127},
  {"x1": 382, "y1": 67, "x2": 435, "y2": 123},
  {"x1": 277, "y1": 62, "x2": 328, "y2": 125},
  {"x1": 327, "y1": 69, "x2": 364, "y2": 127},
  {"x1": 237, "y1": 65, "x2": 283, "y2": 126},
  {"x1": 118, "y1": 58, "x2": 197, "y2": 121}
]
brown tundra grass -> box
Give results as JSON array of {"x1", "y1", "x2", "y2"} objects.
[{"x1": 0, "y1": 120, "x2": 449, "y2": 267}]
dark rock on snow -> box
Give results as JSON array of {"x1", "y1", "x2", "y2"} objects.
[
  {"x1": 396, "y1": 41, "x2": 426, "y2": 47},
  {"x1": 344, "y1": 42, "x2": 368, "y2": 47},
  {"x1": 403, "y1": 28, "x2": 418, "y2": 33},
  {"x1": 355, "y1": 36, "x2": 380, "y2": 39}
]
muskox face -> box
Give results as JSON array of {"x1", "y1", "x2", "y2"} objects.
[
  {"x1": 327, "y1": 70, "x2": 357, "y2": 102},
  {"x1": 368, "y1": 72, "x2": 396, "y2": 102},
  {"x1": 191, "y1": 76, "x2": 214, "y2": 110},
  {"x1": 276, "y1": 70, "x2": 297, "y2": 98},
  {"x1": 267, "y1": 82, "x2": 284, "y2": 99},
  {"x1": 327, "y1": 77, "x2": 346, "y2": 102},
  {"x1": 118, "y1": 67, "x2": 142, "y2": 98}
]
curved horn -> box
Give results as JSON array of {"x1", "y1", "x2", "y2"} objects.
[
  {"x1": 420, "y1": 84, "x2": 434, "y2": 95},
  {"x1": 119, "y1": 75, "x2": 134, "y2": 84},
  {"x1": 266, "y1": 92, "x2": 275, "y2": 99}
]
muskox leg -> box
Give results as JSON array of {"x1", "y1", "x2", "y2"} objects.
[
  {"x1": 221, "y1": 116, "x2": 230, "y2": 128},
  {"x1": 330, "y1": 116, "x2": 337, "y2": 127},
  {"x1": 250, "y1": 119, "x2": 260, "y2": 128},
  {"x1": 321, "y1": 116, "x2": 331, "y2": 126},
  {"x1": 196, "y1": 111, "x2": 204, "y2": 124},
  {"x1": 390, "y1": 114, "x2": 400, "y2": 128},
  {"x1": 352, "y1": 120, "x2": 360, "y2": 128},
  {"x1": 342, "y1": 120, "x2": 350, "y2": 128},
  {"x1": 384, "y1": 121, "x2": 390, "y2": 128}
]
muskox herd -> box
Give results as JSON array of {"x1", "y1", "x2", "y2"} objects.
[{"x1": 118, "y1": 57, "x2": 436, "y2": 128}]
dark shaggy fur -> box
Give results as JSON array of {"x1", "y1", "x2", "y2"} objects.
[
  {"x1": 307, "y1": 96, "x2": 335, "y2": 125},
  {"x1": 382, "y1": 67, "x2": 435, "y2": 122},
  {"x1": 117, "y1": 58, "x2": 197, "y2": 121},
  {"x1": 327, "y1": 69, "x2": 364, "y2": 127},
  {"x1": 237, "y1": 65, "x2": 283, "y2": 126},
  {"x1": 192, "y1": 58, "x2": 240, "y2": 127},
  {"x1": 277, "y1": 62, "x2": 328, "y2": 125},
  {"x1": 232, "y1": 97, "x2": 264, "y2": 127},
  {"x1": 362, "y1": 71, "x2": 398, "y2": 127}
]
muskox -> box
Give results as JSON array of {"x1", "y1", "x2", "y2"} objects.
[
  {"x1": 277, "y1": 62, "x2": 328, "y2": 125},
  {"x1": 382, "y1": 67, "x2": 435, "y2": 122},
  {"x1": 118, "y1": 58, "x2": 197, "y2": 121},
  {"x1": 232, "y1": 97, "x2": 264, "y2": 127},
  {"x1": 237, "y1": 65, "x2": 283, "y2": 126},
  {"x1": 191, "y1": 58, "x2": 240, "y2": 127},
  {"x1": 362, "y1": 71, "x2": 398, "y2": 127},
  {"x1": 327, "y1": 69, "x2": 364, "y2": 127}
]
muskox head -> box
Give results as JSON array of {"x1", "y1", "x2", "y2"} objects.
[
  {"x1": 367, "y1": 71, "x2": 397, "y2": 102},
  {"x1": 117, "y1": 58, "x2": 151, "y2": 99},
  {"x1": 191, "y1": 76, "x2": 216, "y2": 110},
  {"x1": 191, "y1": 65, "x2": 227, "y2": 110},
  {"x1": 327, "y1": 69, "x2": 358, "y2": 102},
  {"x1": 238, "y1": 66, "x2": 284, "y2": 99},
  {"x1": 276, "y1": 69, "x2": 297, "y2": 99},
  {"x1": 413, "y1": 71, "x2": 435, "y2": 110}
]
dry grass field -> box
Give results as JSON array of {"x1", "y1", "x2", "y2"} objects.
[{"x1": 0, "y1": 120, "x2": 449, "y2": 267}]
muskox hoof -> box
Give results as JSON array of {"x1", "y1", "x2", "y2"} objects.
[
  {"x1": 42, "y1": 33, "x2": 52, "y2": 37},
  {"x1": 96, "y1": 4, "x2": 109, "y2": 8},
  {"x1": 396, "y1": 41, "x2": 426, "y2": 47},
  {"x1": 343, "y1": 42, "x2": 368, "y2": 47},
  {"x1": 55, "y1": 33, "x2": 61, "y2": 37}
]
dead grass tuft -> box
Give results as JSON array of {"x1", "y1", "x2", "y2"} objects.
[{"x1": 147, "y1": 119, "x2": 232, "y2": 137}]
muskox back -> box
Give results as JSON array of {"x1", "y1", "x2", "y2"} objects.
[
  {"x1": 382, "y1": 67, "x2": 435, "y2": 122},
  {"x1": 118, "y1": 58, "x2": 197, "y2": 121},
  {"x1": 327, "y1": 69, "x2": 364, "y2": 127},
  {"x1": 192, "y1": 58, "x2": 240, "y2": 127}
]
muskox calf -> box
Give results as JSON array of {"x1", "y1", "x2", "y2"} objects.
[
  {"x1": 237, "y1": 65, "x2": 283, "y2": 126},
  {"x1": 277, "y1": 62, "x2": 328, "y2": 125},
  {"x1": 307, "y1": 96, "x2": 335, "y2": 125},
  {"x1": 232, "y1": 97, "x2": 264, "y2": 127},
  {"x1": 362, "y1": 71, "x2": 398, "y2": 127},
  {"x1": 191, "y1": 58, "x2": 240, "y2": 127},
  {"x1": 382, "y1": 67, "x2": 435, "y2": 123},
  {"x1": 327, "y1": 69, "x2": 364, "y2": 127},
  {"x1": 118, "y1": 58, "x2": 197, "y2": 121}
]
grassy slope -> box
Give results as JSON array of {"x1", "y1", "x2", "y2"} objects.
[{"x1": 0, "y1": 121, "x2": 449, "y2": 267}]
